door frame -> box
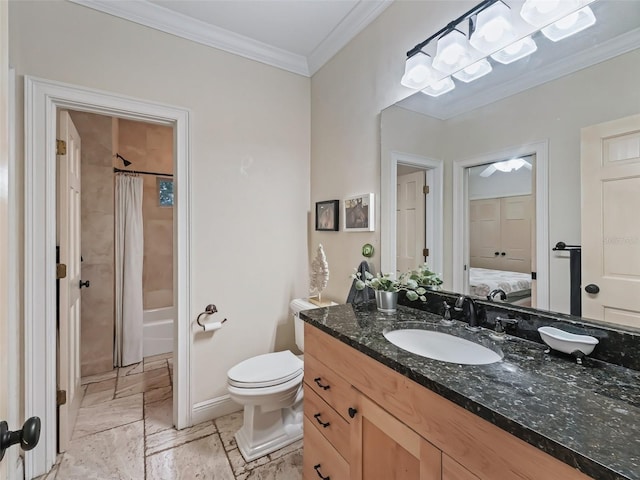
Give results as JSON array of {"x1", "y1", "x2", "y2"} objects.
[
  {"x1": 24, "y1": 76, "x2": 192, "y2": 477},
  {"x1": 452, "y1": 140, "x2": 549, "y2": 309},
  {"x1": 381, "y1": 151, "x2": 443, "y2": 278}
]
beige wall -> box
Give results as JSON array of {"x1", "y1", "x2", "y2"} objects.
[
  {"x1": 69, "y1": 110, "x2": 115, "y2": 376},
  {"x1": 310, "y1": 1, "x2": 472, "y2": 302},
  {"x1": 117, "y1": 119, "x2": 174, "y2": 310},
  {"x1": 10, "y1": 0, "x2": 310, "y2": 411}
]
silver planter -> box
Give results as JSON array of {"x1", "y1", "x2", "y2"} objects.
[{"x1": 375, "y1": 290, "x2": 398, "y2": 313}]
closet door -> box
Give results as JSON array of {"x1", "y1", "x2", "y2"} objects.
[
  {"x1": 469, "y1": 199, "x2": 501, "y2": 270},
  {"x1": 500, "y1": 195, "x2": 532, "y2": 274}
]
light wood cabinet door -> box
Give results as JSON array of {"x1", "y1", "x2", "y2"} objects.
[
  {"x1": 350, "y1": 391, "x2": 441, "y2": 480},
  {"x1": 442, "y1": 454, "x2": 480, "y2": 480}
]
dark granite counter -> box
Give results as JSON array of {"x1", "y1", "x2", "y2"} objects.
[{"x1": 300, "y1": 302, "x2": 640, "y2": 480}]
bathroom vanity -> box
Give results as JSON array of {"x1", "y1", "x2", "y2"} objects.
[{"x1": 301, "y1": 301, "x2": 640, "y2": 480}]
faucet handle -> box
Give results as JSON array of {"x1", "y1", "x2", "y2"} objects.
[{"x1": 495, "y1": 316, "x2": 518, "y2": 333}]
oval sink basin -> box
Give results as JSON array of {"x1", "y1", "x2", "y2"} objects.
[{"x1": 383, "y1": 329, "x2": 502, "y2": 365}]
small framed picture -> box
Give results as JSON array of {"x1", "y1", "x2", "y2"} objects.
[
  {"x1": 344, "y1": 193, "x2": 374, "y2": 232},
  {"x1": 315, "y1": 200, "x2": 339, "y2": 231}
]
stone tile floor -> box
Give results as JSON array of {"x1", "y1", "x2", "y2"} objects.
[{"x1": 36, "y1": 353, "x2": 303, "y2": 480}]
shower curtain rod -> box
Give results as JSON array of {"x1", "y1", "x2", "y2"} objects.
[{"x1": 113, "y1": 167, "x2": 173, "y2": 178}]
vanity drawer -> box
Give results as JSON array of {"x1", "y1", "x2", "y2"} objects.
[
  {"x1": 304, "y1": 352, "x2": 354, "y2": 422},
  {"x1": 303, "y1": 416, "x2": 349, "y2": 480},
  {"x1": 304, "y1": 386, "x2": 350, "y2": 457}
]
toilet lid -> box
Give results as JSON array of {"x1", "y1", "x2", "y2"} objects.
[{"x1": 228, "y1": 350, "x2": 303, "y2": 388}]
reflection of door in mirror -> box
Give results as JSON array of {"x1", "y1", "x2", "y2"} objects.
[
  {"x1": 397, "y1": 166, "x2": 425, "y2": 276},
  {"x1": 466, "y1": 155, "x2": 535, "y2": 307},
  {"x1": 582, "y1": 113, "x2": 640, "y2": 328}
]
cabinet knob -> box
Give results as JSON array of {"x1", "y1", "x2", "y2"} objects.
[
  {"x1": 348, "y1": 407, "x2": 358, "y2": 418},
  {"x1": 314, "y1": 464, "x2": 330, "y2": 479},
  {"x1": 313, "y1": 377, "x2": 330, "y2": 390}
]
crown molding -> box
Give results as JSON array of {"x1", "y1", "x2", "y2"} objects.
[
  {"x1": 69, "y1": 0, "x2": 310, "y2": 76},
  {"x1": 307, "y1": 0, "x2": 393, "y2": 75},
  {"x1": 69, "y1": 0, "x2": 392, "y2": 77}
]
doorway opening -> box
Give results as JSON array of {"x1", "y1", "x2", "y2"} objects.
[
  {"x1": 24, "y1": 76, "x2": 192, "y2": 478},
  {"x1": 453, "y1": 141, "x2": 549, "y2": 310}
]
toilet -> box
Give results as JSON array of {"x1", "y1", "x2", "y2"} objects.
[{"x1": 227, "y1": 298, "x2": 318, "y2": 461}]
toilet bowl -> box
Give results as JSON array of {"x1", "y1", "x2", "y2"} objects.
[{"x1": 226, "y1": 298, "x2": 320, "y2": 462}]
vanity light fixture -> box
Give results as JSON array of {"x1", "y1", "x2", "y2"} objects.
[
  {"x1": 491, "y1": 35, "x2": 538, "y2": 64},
  {"x1": 541, "y1": 6, "x2": 596, "y2": 42},
  {"x1": 469, "y1": 0, "x2": 516, "y2": 54},
  {"x1": 401, "y1": 51, "x2": 437, "y2": 89},
  {"x1": 421, "y1": 76, "x2": 456, "y2": 97},
  {"x1": 400, "y1": 0, "x2": 597, "y2": 95},
  {"x1": 453, "y1": 59, "x2": 493, "y2": 83}
]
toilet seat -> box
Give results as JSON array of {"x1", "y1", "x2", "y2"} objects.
[{"x1": 228, "y1": 350, "x2": 303, "y2": 389}]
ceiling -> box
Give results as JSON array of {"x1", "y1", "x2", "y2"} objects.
[{"x1": 69, "y1": 0, "x2": 393, "y2": 76}]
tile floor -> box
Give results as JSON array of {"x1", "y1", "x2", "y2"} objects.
[{"x1": 36, "y1": 353, "x2": 303, "y2": 480}]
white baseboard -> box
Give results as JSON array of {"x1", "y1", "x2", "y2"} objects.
[{"x1": 191, "y1": 394, "x2": 241, "y2": 425}]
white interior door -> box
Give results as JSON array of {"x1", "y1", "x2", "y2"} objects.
[
  {"x1": 500, "y1": 195, "x2": 532, "y2": 274},
  {"x1": 56, "y1": 110, "x2": 83, "y2": 452},
  {"x1": 469, "y1": 198, "x2": 501, "y2": 270},
  {"x1": 396, "y1": 171, "x2": 425, "y2": 274},
  {"x1": 581, "y1": 113, "x2": 640, "y2": 326}
]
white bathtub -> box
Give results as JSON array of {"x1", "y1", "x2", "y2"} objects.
[{"x1": 143, "y1": 306, "x2": 175, "y2": 358}]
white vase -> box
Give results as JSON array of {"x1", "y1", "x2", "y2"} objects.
[{"x1": 375, "y1": 290, "x2": 398, "y2": 313}]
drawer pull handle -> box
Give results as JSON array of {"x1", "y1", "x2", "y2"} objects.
[
  {"x1": 313, "y1": 413, "x2": 330, "y2": 428},
  {"x1": 314, "y1": 464, "x2": 330, "y2": 480},
  {"x1": 313, "y1": 377, "x2": 331, "y2": 390},
  {"x1": 348, "y1": 407, "x2": 358, "y2": 418}
]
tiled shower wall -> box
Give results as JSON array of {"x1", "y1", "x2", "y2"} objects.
[
  {"x1": 117, "y1": 119, "x2": 174, "y2": 310},
  {"x1": 69, "y1": 110, "x2": 115, "y2": 376},
  {"x1": 69, "y1": 112, "x2": 174, "y2": 376}
]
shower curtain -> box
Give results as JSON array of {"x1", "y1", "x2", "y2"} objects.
[{"x1": 114, "y1": 174, "x2": 144, "y2": 367}]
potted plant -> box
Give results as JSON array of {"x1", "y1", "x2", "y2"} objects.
[
  {"x1": 352, "y1": 271, "x2": 427, "y2": 312},
  {"x1": 401, "y1": 263, "x2": 443, "y2": 290}
]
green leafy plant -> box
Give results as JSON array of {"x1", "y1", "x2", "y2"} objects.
[
  {"x1": 351, "y1": 271, "x2": 427, "y2": 302},
  {"x1": 401, "y1": 263, "x2": 443, "y2": 288}
]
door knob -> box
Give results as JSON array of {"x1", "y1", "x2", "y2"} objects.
[
  {"x1": 0, "y1": 417, "x2": 41, "y2": 461},
  {"x1": 494, "y1": 251, "x2": 499, "y2": 256},
  {"x1": 501, "y1": 252, "x2": 506, "y2": 256},
  {"x1": 585, "y1": 284, "x2": 600, "y2": 294},
  {"x1": 79, "y1": 280, "x2": 90, "y2": 289}
]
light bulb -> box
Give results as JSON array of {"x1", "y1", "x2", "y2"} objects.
[
  {"x1": 470, "y1": 1, "x2": 516, "y2": 54},
  {"x1": 491, "y1": 36, "x2": 537, "y2": 64},
  {"x1": 421, "y1": 76, "x2": 456, "y2": 97},
  {"x1": 541, "y1": 6, "x2": 596, "y2": 41},
  {"x1": 453, "y1": 59, "x2": 492, "y2": 83},
  {"x1": 433, "y1": 30, "x2": 475, "y2": 75},
  {"x1": 401, "y1": 52, "x2": 437, "y2": 90}
]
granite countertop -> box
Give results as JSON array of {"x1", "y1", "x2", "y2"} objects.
[{"x1": 301, "y1": 302, "x2": 640, "y2": 480}]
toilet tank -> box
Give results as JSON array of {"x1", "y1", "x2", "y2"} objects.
[{"x1": 290, "y1": 298, "x2": 322, "y2": 352}]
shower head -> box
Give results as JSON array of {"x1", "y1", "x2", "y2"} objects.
[{"x1": 116, "y1": 153, "x2": 132, "y2": 167}]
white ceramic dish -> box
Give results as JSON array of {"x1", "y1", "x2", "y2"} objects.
[{"x1": 538, "y1": 326, "x2": 599, "y2": 355}]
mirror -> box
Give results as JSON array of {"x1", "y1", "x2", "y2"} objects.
[{"x1": 380, "y1": 0, "x2": 640, "y2": 321}]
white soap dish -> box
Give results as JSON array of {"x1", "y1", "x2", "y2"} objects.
[{"x1": 538, "y1": 326, "x2": 599, "y2": 363}]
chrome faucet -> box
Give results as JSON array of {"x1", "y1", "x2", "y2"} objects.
[
  {"x1": 454, "y1": 295, "x2": 483, "y2": 332},
  {"x1": 487, "y1": 289, "x2": 507, "y2": 302}
]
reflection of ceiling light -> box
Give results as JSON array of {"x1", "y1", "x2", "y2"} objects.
[
  {"x1": 401, "y1": 51, "x2": 437, "y2": 89},
  {"x1": 421, "y1": 76, "x2": 455, "y2": 97},
  {"x1": 470, "y1": 1, "x2": 516, "y2": 54},
  {"x1": 491, "y1": 36, "x2": 537, "y2": 64},
  {"x1": 520, "y1": 0, "x2": 581, "y2": 28},
  {"x1": 480, "y1": 158, "x2": 533, "y2": 177},
  {"x1": 541, "y1": 6, "x2": 596, "y2": 42},
  {"x1": 453, "y1": 59, "x2": 492, "y2": 83},
  {"x1": 433, "y1": 30, "x2": 475, "y2": 75}
]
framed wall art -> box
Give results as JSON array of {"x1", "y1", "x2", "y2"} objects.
[
  {"x1": 344, "y1": 193, "x2": 374, "y2": 232},
  {"x1": 315, "y1": 200, "x2": 339, "y2": 231}
]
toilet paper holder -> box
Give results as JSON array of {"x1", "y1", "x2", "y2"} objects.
[{"x1": 196, "y1": 304, "x2": 228, "y2": 331}]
